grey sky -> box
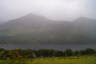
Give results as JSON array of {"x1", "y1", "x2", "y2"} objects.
[{"x1": 0, "y1": 0, "x2": 96, "y2": 22}]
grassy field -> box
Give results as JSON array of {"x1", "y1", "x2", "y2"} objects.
[{"x1": 0, "y1": 55, "x2": 96, "y2": 64}]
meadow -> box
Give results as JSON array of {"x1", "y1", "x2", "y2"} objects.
[{"x1": 0, "y1": 55, "x2": 96, "y2": 64}]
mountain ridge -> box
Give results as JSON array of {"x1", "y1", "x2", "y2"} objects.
[{"x1": 0, "y1": 14, "x2": 96, "y2": 45}]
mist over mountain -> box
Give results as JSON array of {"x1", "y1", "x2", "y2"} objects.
[{"x1": 0, "y1": 14, "x2": 96, "y2": 49}]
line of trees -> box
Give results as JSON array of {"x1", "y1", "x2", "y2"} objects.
[{"x1": 0, "y1": 48, "x2": 96, "y2": 59}]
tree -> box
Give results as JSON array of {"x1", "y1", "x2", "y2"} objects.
[
  {"x1": 74, "y1": 50, "x2": 80, "y2": 56},
  {"x1": 85, "y1": 48, "x2": 96, "y2": 54},
  {"x1": 64, "y1": 49, "x2": 73, "y2": 56}
]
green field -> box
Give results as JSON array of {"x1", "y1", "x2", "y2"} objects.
[{"x1": 0, "y1": 55, "x2": 96, "y2": 64}]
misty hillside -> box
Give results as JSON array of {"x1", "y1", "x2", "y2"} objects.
[{"x1": 0, "y1": 14, "x2": 96, "y2": 45}]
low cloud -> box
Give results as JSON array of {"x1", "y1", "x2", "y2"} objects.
[{"x1": 0, "y1": 0, "x2": 95, "y2": 22}]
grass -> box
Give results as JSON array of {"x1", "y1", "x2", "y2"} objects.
[{"x1": 0, "y1": 55, "x2": 96, "y2": 64}]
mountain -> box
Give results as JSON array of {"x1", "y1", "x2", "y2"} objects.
[{"x1": 0, "y1": 14, "x2": 96, "y2": 46}]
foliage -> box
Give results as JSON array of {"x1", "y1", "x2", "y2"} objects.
[{"x1": 0, "y1": 48, "x2": 95, "y2": 59}]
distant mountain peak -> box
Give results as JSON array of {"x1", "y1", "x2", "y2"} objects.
[
  {"x1": 0, "y1": 14, "x2": 96, "y2": 46},
  {"x1": 21, "y1": 13, "x2": 49, "y2": 21},
  {"x1": 76, "y1": 17, "x2": 96, "y2": 22}
]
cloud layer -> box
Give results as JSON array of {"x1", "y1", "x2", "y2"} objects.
[{"x1": 0, "y1": 0, "x2": 96, "y2": 22}]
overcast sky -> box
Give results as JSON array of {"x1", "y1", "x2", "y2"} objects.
[{"x1": 0, "y1": 0, "x2": 96, "y2": 22}]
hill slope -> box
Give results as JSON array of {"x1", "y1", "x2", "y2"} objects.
[{"x1": 0, "y1": 14, "x2": 96, "y2": 45}]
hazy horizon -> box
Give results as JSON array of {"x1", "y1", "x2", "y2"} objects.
[{"x1": 0, "y1": 0, "x2": 96, "y2": 22}]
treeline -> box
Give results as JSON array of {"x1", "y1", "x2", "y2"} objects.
[{"x1": 0, "y1": 48, "x2": 96, "y2": 59}]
